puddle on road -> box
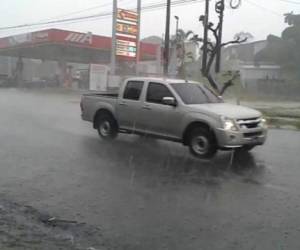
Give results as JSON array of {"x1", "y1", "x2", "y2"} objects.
[{"x1": 81, "y1": 135, "x2": 272, "y2": 191}]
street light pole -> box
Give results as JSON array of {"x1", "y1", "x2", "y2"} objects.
[
  {"x1": 111, "y1": 0, "x2": 117, "y2": 76},
  {"x1": 164, "y1": 0, "x2": 171, "y2": 75},
  {"x1": 175, "y1": 15, "x2": 179, "y2": 39},
  {"x1": 201, "y1": 0, "x2": 209, "y2": 75},
  {"x1": 215, "y1": 0, "x2": 224, "y2": 73},
  {"x1": 136, "y1": 0, "x2": 141, "y2": 75}
]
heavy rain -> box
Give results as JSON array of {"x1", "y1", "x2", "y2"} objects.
[{"x1": 0, "y1": 0, "x2": 300, "y2": 250}]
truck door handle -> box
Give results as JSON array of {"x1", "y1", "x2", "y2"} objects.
[
  {"x1": 119, "y1": 102, "x2": 127, "y2": 106},
  {"x1": 142, "y1": 105, "x2": 151, "y2": 110}
]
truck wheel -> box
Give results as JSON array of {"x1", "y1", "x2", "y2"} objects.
[
  {"x1": 96, "y1": 114, "x2": 118, "y2": 140},
  {"x1": 188, "y1": 127, "x2": 217, "y2": 159}
]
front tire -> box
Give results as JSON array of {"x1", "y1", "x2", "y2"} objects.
[
  {"x1": 96, "y1": 114, "x2": 118, "y2": 140},
  {"x1": 188, "y1": 127, "x2": 217, "y2": 159}
]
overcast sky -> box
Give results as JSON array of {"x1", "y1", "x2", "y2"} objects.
[{"x1": 0, "y1": 0, "x2": 300, "y2": 42}]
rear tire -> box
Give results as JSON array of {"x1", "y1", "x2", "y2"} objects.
[
  {"x1": 188, "y1": 127, "x2": 217, "y2": 159},
  {"x1": 96, "y1": 114, "x2": 118, "y2": 140}
]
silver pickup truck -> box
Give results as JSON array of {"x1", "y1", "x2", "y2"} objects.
[{"x1": 81, "y1": 77, "x2": 267, "y2": 158}]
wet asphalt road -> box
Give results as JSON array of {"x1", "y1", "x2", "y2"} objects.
[{"x1": 0, "y1": 89, "x2": 300, "y2": 250}]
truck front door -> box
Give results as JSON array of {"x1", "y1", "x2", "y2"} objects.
[{"x1": 140, "y1": 82, "x2": 182, "y2": 139}]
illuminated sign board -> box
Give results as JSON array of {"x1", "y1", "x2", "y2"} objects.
[
  {"x1": 116, "y1": 50, "x2": 137, "y2": 58},
  {"x1": 116, "y1": 8, "x2": 139, "y2": 58},
  {"x1": 116, "y1": 23, "x2": 138, "y2": 36},
  {"x1": 116, "y1": 38, "x2": 137, "y2": 58},
  {"x1": 117, "y1": 9, "x2": 138, "y2": 23},
  {"x1": 117, "y1": 40, "x2": 137, "y2": 47}
]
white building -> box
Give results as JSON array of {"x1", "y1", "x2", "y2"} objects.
[{"x1": 240, "y1": 65, "x2": 281, "y2": 87}]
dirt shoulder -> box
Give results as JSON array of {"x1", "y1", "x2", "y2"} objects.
[{"x1": 0, "y1": 196, "x2": 109, "y2": 250}]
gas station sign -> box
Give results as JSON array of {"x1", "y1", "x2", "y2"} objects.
[
  {"x1": 116, "y1": 23, "x2": 138, "y2": 37},
  {"x1": 117, "y1": 40, "x2": 137, "y2": 47},
  {"x1": 117, "y1": 9, "x2": 138, "y2": 23},
  {"x1": 116, "y1": 37, "x2": 137, "y2": 58},
  {"x1": 116, "y1": 8, "x2": 139, "y2": 59}
]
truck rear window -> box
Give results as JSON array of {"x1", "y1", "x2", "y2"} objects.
[{"x1": 123, "y1": 81, "x2": 144, "y2": 100}]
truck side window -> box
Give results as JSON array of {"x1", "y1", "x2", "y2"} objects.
[
  {"x1": 146, "y1": 82, "x2": 173, "y2": 104},
  {"x1": 123, "y1": 81, "x2": 144, "y2": 100}
]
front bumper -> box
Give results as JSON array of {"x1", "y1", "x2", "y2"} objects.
[{"x1": 215, "y1": 127, "x2": 268, "y2": 149}]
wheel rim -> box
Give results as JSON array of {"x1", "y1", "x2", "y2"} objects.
[
  {"x1": 191, "y1": 135, "x2": 209, "y2": 155},
  {"x1": 99, "y1": 121, "x2": 111, "y2": 137}
]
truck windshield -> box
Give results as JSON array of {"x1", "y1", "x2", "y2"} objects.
[{"x1": 171, "y1": 83, "x2": 223, "y2": 104}]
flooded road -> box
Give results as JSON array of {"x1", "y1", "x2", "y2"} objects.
[{"x1": 0, "y1": 89, "x2": 300, "y2": 250}]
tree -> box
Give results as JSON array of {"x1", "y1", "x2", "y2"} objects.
[
  {"x1": 186, "y1": 0, "x2": 247, "y2": 95},
  {"x1": 255, "y1": 13, "x2": 300, "y2": 74},
  {"x1": 171, "y1": 29, "x2": 196, "y2": 78},
  {"x1": 192, "y1": 18, "x2": 247, "y2": 95},
  {"x1": 234, "y1": 31, "x2": 254, "y2": 42}
]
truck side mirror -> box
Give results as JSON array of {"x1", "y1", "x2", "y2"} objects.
[{"x1": 162, "y1": 97, "x2": 177, "y2": 106}]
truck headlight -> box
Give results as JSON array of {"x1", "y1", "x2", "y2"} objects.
[
  {"x1": 259, "y1": 117, "x2": 267, "y2": 128},
  {"x1": 221, "y1": 117, "x2": 238, "y2": 131}
]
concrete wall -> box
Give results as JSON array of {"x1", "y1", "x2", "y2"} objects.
[
  {"x1": 137, "y1": 60, "x2": 162, "y2": 76},
  {"x1": 0, "y1": 56, "x2": 10, "y2": 77},
  {"x1": 222, "y1": 40, "x2": 268, "y2": 71},
  {"x1": 240, "y1": 66, "x2": 281, "y2": 85}
]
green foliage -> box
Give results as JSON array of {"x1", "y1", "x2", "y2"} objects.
[
  {"x1": 255, "y1": 14, "x2": 300, "y2": 75},
  {"x1": 172, "y1": 29, "x2": 197, "y2": 78}
]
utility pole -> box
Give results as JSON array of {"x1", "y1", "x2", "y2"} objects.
[
  {"x1": 164, "y1": 0, "x2": 171, "y2": 75},
  {"x1": 111, "y1": 0, "x2": 117, "y2": 75},
  {"x1": 215, "y1": 0, "x2": 224, "y2": 73},
  {"x1": 175, "y1": 15, "x2": 179, "y2": 39},
  {"x1": 201, "y1": 0, "x2": 209, "y2": 75},
  {"x1": 136, "y1": 0, "x2": 141, "y2": 75}
]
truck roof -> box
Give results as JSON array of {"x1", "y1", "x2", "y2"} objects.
[{"x1": 125, "y1": 77, "x2": 200, "y2": 85}]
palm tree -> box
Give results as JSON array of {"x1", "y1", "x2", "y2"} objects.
[{"x1": 171, "y1": 29, "x2": 196, "y2": 78}]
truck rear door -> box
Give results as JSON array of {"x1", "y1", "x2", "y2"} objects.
[{"x1": 117, "y1": 80, "x2": 145, "y2": 131}]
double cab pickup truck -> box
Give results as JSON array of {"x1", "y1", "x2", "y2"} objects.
[{"x1": 81, "y1": 77, "x2": 267, "y2": 158}]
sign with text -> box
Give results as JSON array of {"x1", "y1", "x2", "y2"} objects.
[
  {"x1": 65, "y1": 32, "x2": 93, "y2": 44},
  {"x1": 116, "y1": 8, "x2": 139, "y2": 59},
  {"x1": 116, "y1": 37, "x2": 137, "y2": 58},
  {"x1": 117, "y1": 9, "x2": 138, "y2": 23},
  {"x1": 116, "y1": 23, "x2": 138, "y2": 37}
]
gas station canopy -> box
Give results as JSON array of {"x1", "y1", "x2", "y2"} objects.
[{"x1": 0, "y1": 29, "x2": 159, "y2": 64}]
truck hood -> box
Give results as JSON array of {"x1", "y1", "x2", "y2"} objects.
[{"x1": 188, "y1": 103, "x2": 261, "y2": 119}]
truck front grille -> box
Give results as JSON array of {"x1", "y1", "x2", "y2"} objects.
[
  {"x1": 237, "y1": 117, "x2": 261, "y2": 129},
  {"x1": 243, "y1": 131, "x2": 263, "y2": 138}
]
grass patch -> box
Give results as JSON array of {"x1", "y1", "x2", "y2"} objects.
[
  {"x1": 295, "y1": 120, "x2": 300, "y2": 129},
  {"x1": 265, "y1": 116, "x2": 300, "y2": 130}
]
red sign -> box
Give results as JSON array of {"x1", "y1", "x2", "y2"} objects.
[
  {"x1": 117, "y1": 9, "x2": 138, "y2": 23},
  {"x1": 32, "y1": 31, "x2": 49, "y2": 42},
  {"x1": 0, "y1": 29, "x2": 158, "y2": 60},
  {"x1": 64, "y1": 32, "x2": 92, "y2": 44}
]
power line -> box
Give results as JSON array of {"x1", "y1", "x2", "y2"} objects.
[
  {"x1": 0, "y1": 0, "x2": 205, "y2": 32},
  {"x1": 35, "y1": 0, "x2": 300, "y2": 24},
  {"x1": 245, "y1": 0, "x2": 283, "y2": 16},
  {"x1": 38, "y1": 2, "x2": 114, "y2": 22},
  {"x1": 277, "y1": 0, "x2": 300, "y2": 4},
  {"x1": 40, "y1": 0, "x2": 134, "y2": 21}
]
